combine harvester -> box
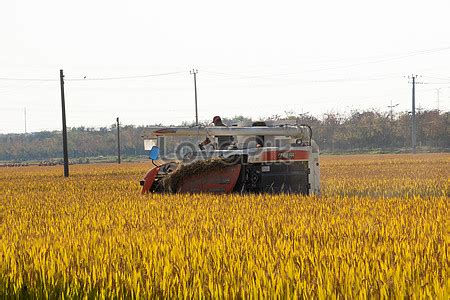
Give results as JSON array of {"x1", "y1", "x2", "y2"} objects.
[{"x1": 140, "y1": 123, "x2": 320, "y2": 195}]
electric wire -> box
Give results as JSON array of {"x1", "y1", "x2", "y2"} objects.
[
  {"x1": 65, "y1": 71, "x2": 185, "y2": 81},
  {"x1": 1, "y1": 46, "x2": 449, "y2": 82},
  {"x1": 0, "y1": 77, "x2": 57, "y2": 82},
  {"x1": 0, "y1": 71, "x2": 185, "y2": 82},
  {"x1": 421, "y1": 75, "x2": 450, "y2": 81},
  {"x1": 202, "y1": 46, "x2": 450, "y2": 80}
]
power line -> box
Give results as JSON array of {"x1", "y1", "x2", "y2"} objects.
[
  {"x1": 202, "y1": 71, "x2": 403, "y2": 83},
  {"x1": 203, "y1": 46, "x2": 450, "y2": 80},
  {"x1": 254, "y1": 46, "x2": 450, "y2": 74},
  {"x1": 1, "y1": 45, "x2": 449, "y2": 83},
  {"x1": 0, "y1": 77, "x2": 57, "y2": 82},
  {"x1": 420, "y1": 81, "x2": 450, "y2": 85},
  {"x1": 421, "y1": 75, "x2": 450, "y2": 81},
  {"x1": 0, "y1": 71, "x2": 184, "y2": 82},
  {"x1": 65, "y1": 71, "x2": 184, "y2": 81}
]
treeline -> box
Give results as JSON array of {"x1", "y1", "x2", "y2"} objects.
[
  {"x1": 291, "y1": 109, "x2": 449, "y2": 152},
  {"x1": 222, "y1": 109, "x2": 449, "y2": 152},
  {"x1": 0, "y1": 125, "x2": 149, "y2": 161},
  {"x1": 0, "y1": 109, "x2": 448, "y2": 161}
]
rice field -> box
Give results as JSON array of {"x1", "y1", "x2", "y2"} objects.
[{"x1": 0, "y1": 154, "x2": 449, "y2": 298}]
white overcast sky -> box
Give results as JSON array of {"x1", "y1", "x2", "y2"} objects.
[{"x1": 1, "y1": 0, "x2": 450, "y2": 133}]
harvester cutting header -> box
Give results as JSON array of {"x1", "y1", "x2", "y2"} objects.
[{"x1": 140, "y1": 120, "x2": 320, "y2": 195}]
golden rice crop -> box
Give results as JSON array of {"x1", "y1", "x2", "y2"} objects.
[{"x1": 0, "y1": 154, "x2": 448, "y2": 298}]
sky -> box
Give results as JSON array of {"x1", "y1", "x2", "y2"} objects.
[{"x1": 1, "y1": 0, "x2": 450, "y2": 134}]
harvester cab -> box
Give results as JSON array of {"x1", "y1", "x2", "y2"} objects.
[{"x1": 140, "y1": 123, "x2": 320, "y2": 195}]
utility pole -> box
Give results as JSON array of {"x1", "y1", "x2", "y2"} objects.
[
  {"x1": 190, "y1": 69, "x2": 199, "y2": 126},
  {"x1": 117, "y1": 117, "x2": 121, "y2": 164},
  {"x1": 436, "y1": 88, "x2": 441, "y2": 112},
  {"x1": 387, "y1": 100, "x2": 399, "y2": 122},
  {"x1": 24, "y1": 107, "x2": 27, "y2": 134},
  {"x1": 409, "y1": 75, "x2": 418, "y2": 153},
  {"x1": 60, "y1": 69, "x2": 69, "y2": 177}
]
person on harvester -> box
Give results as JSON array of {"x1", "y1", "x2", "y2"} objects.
[{"x1": 198, "y1": 116, "x2": 234, "y2": 150}]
